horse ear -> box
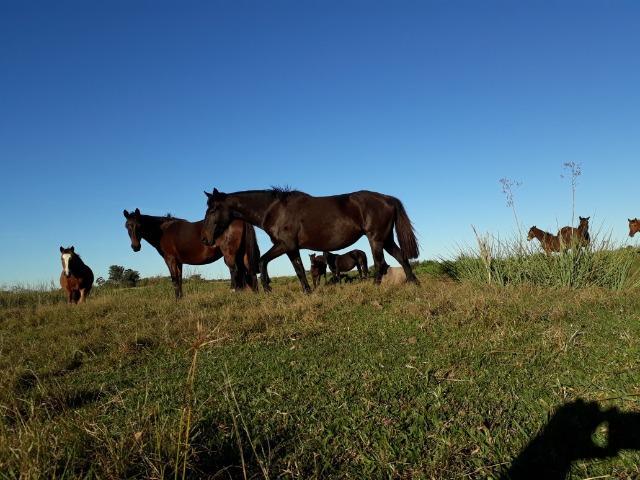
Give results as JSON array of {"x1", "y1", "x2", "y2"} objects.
[
  {"x1": 134, "y1": 208, "x2": 140, "y2": 216},
  {"x1": 213, "y1": 188, "x2": 219, "y2": 194},
  {"x1": 204, "y1": 190, "x2": 213, "y2": 198},
  {"x1": 123, "y1": 209, "x2": 130, "y2": 218},
  {"x1": 60, "y1": 246, "x2": 64, "y2": 253},
  {"x1": 70, "y1": 246, "x2": 74, "y2": 253}
]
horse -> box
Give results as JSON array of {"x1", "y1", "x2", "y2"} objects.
[
  {"x1": 323, "y1": 249, "x2": 369, "y2": 282},
  {"x1": 629, "y1": 218, "x2": 640, "y2": 237},
  {"x1": 558, "y1": 216, "x2": 590, "y2": 249},
  {"x1": 123, "y1": 208, "x2": 260, "y2": 298},
  {"x1": 201, "y1": 188, "x2": 419, "y2": 293},
  {"x1": 527, "y1": 226, "x2": 562, "y2": 254},
  {"x1": 308, "y1": 253, "x2": 327, "y2": 289},
  {"x1": 59, "y1": 246, "x2": 94, "y2": 304}
]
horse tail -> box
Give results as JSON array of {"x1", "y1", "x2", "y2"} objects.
[
  {"x1": 244, "y1": 222, "x2": 260, "y2": 275},
  {"x1": 392, "y1": 197, "x2": 419, "y2": 260}
]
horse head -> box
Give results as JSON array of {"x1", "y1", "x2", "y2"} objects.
[
  {"x1": 123, "y1": 208, "x2": 142, "y2": 251},
  {"x1": 202, "y1": 188, "x2": 232, "y2": 246},
  {"x1": 60, "y1": 246, "x2": 75, "y2": 277}
]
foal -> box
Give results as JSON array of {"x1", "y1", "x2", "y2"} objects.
[
  {"x1": 323, "y1": 249, "x2": 369, "y2": 282},
  {"x1": 59, "y1": 246, "x2": 94, "y2": 304},
  {"x1": 527, "y1": 227, "x2": 561, "y2": 254},
  {"x1": 558, "y1": 216, "x2": 590, "y2": 249},
  {"x1": 309, "y1": 253, "x2": 327, "y2": 289},
  {"x1": 629, "y1": 218, "x2": 640, "y2": 237}
]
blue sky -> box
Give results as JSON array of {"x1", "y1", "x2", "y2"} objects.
[{"x1": 1, "y1": 1, "x2": 639, "y2": 286}]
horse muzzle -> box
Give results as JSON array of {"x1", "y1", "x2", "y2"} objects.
[{"x1": 132, "y1": 244, "x2": 141, "y2": 252}]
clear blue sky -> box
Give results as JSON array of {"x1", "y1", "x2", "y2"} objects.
[{"x1": 1, "y1": 1, "x2": 639, "y2": 286}]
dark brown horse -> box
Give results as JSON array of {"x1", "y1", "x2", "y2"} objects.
[
  {"x1": 558, "y1": 216, "x2": 590, "y2": 249},
  {"x1": 309, "y1": 253, "x2": 327, "y2": 289},
  {"x1": 60, "y1": 246, "x2": 94, "y2": 304},
  {"x1": 123, "y1": 208, "x2": 260, "y2": 298},
  {"x1": 323, "y1": 249, "x2": 369, "y2": 282},
  {"x1": 201, "y1": 188, "x2": 419, "y2": 293},
  {"x1": 629, "y1": 218, "x2": 640, "y2": 237},
  {"x1": 527, "y1": 226, "x2": 562, "y2": 254}
]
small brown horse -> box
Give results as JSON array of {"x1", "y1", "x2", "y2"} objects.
[
  {"x1": 202, "y1": 188, "x2": 419, "y2": 293},
  {"x1": 629, "y1": 218, "x2": 640, "y2": 237},
  {"x1": 60, "y1": 246, "x2": 94, "y2": 304},
  {"x1": 558, "y1": 216, "x2": 590, "y2": 249},
  {"x1": 309, "y1": 253, "x2": 327, "y2": 289},
  {"x1": 123, "y1": 209, "x2": 260, "y2": 298},
  {"x1": 527, "y1": 226, "x2": 562, "y2": 254},
  {"x1": 323, "y1": 249, "x2": 369, "y2": 282}
]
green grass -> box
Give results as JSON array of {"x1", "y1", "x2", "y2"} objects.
[
  {"x1": 447, "y1": 232, "x2": 640, "y2": 290},
  {"x1": 2, "y1": 272, "x2": 640, "y2": 478}
]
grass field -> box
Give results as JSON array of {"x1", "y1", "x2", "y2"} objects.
[{"x1": 2, "y1": 266, "x2": 640, "y2": 479}]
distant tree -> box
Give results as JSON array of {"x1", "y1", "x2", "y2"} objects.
[
  {"x1": 108, "y1": 265, "x2": 125, "y2": 283},
  {"x1": 107, "y1": 265, "x2": 140, "y2": 287},
  {"x1": 121, "y1": 269, "x2": 140, "y2": 287}
]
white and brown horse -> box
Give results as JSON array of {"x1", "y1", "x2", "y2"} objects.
[{"x1": 60, "y1": 246, "x2": 94, "y2": 304}]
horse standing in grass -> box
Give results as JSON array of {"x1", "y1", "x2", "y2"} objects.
[
  {"x1": 201, "y1": 188, "x2": 419, "y2": 293},
  {"x1": 323, "y1": 249, "x2": 369, "y2": 282},
  {"x1": 309, "y1": 253, "x2": 327, "y2": 289},
  {"x1": 60, "y1": 246, "x2": 94, "y2": 304},
  {"x1": 558, "y1": 216, "x2": 590, "y2": 249},
  {"x1": 629, "y1": 218, "x2": 640, "y2": 237},
  {"x1": 527, "y1": 226, "x2": 562, "y2": 254},
  {"x1": 123, "y1": 209, "x2": 260, "y2": 298}
]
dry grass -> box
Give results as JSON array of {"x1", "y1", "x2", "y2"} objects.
[{"x1": 1, "y1": 270, "x2": 640, "y2": 478}]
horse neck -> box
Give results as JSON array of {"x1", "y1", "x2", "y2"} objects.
[
  {"x1": 139, "y1": 215, "x2": 167, "y2": 249},
  {"x1": 68, "y1": 254, "x2": 86, "y2": 275},
  {"x1": 227, "y1": 191, "x2": 279, "y2": 229}
]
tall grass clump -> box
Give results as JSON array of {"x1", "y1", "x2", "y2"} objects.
[{"x1": 449, "y1": 230, "x2": 640, "y2": 290}]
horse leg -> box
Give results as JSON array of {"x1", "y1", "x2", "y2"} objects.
[
  {"x1": 356, "y1": 263, "x2": 363, "y2": 280},
  {"x1": 367, "y1": 237, "x2": 386, "y2": 284},
  {"x1": 259, "y1": 243, "x2": 288, "y2": 293},
  {"x1": 287, "y1": 250, "x2": 312, "y2": 294},
  {"x1": 383, "y1": 236, "x2": 419, "y2": 284},
  {"x1": 67, "y1": 290, "x2": 74, "y2": 304},
  {"x1": 79, "y1": 288, "x2": 87, "y2": 303},
  {"x1": 165, "y1": 257, "x2": 181, "y2": 299}
]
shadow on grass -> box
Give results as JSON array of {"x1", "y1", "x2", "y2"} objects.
[
  {"x1": 501, "y1": 398, "x2": 640, "y2": 479},
  {"x1": 190, "y1": 418, "x2": 296, "y2": 478}
]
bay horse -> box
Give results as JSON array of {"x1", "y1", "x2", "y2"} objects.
[
  {"x1": 629, "y1": 218, "x2": 640, "y2": 237},
  {"x1": 309, "y1": 253, "x2": 327, "y2": 289},
  {"x1": 59, "y1": 246, "x2": 94, "y2": 304},
  {"x1": 201, "y1": 188, "x2": 419, "y2": 293},
  {"x1": 323, "y1": 249, "x2": 369, "y2": 282},
  {"x1": 123, "y1": 208, "x2": 260, "y2": 298},
  {"x1": 527, "y1": 226, "x2": 561, "y2": 254},
  {"x1": 558, "y1": 216, "x2": 590, "y2": 249}
]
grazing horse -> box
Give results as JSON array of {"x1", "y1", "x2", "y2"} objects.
[
  {"x1": 527, "y1": 226, "x2": 562, "y2": 254},
  {"x1": 123, "y1": 208, "x2": 260, "y2": 298},
  {"x1": 59, "y1": 246, "x2": 94, "y2": 304},
  {"x1": 629, "y1": 218, "x2": 640, "y2": 237},
  {"x1": 323, "y1": 249, "x2": 369, "y2": 282},
  {"x1": 309, "y1": 253, "x2": 327, "y2": 289},
  {"x1": 201, "y1": 188, "x2": 419, "y2": 293},
  {"x1": 558, "y1": 216, "x2": 590, "y2": 249}
]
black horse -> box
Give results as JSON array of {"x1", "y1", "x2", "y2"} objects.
[
  {"x1": 323, "y1": 249, "x2": 369, "y2": 282},
  {"x1": 201, "y1": 188, "x2": 419, "y2": 293}
]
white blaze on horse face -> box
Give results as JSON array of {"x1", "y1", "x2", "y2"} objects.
[{"x1": 62, "y1": 253, "x2": 71, "y2": 276}]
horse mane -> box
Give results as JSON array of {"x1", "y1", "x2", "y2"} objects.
[{"x1": 269, "y1": 185, "x2": 308, "y2": 200}]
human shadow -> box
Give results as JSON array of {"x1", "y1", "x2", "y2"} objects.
[{"x1": 501, "y1": 398, "x2": 640, "y2": 479}]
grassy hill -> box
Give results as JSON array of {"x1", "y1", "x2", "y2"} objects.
[{"x1": 2, "y1": 269, "x2": 640, "y2": 478}]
